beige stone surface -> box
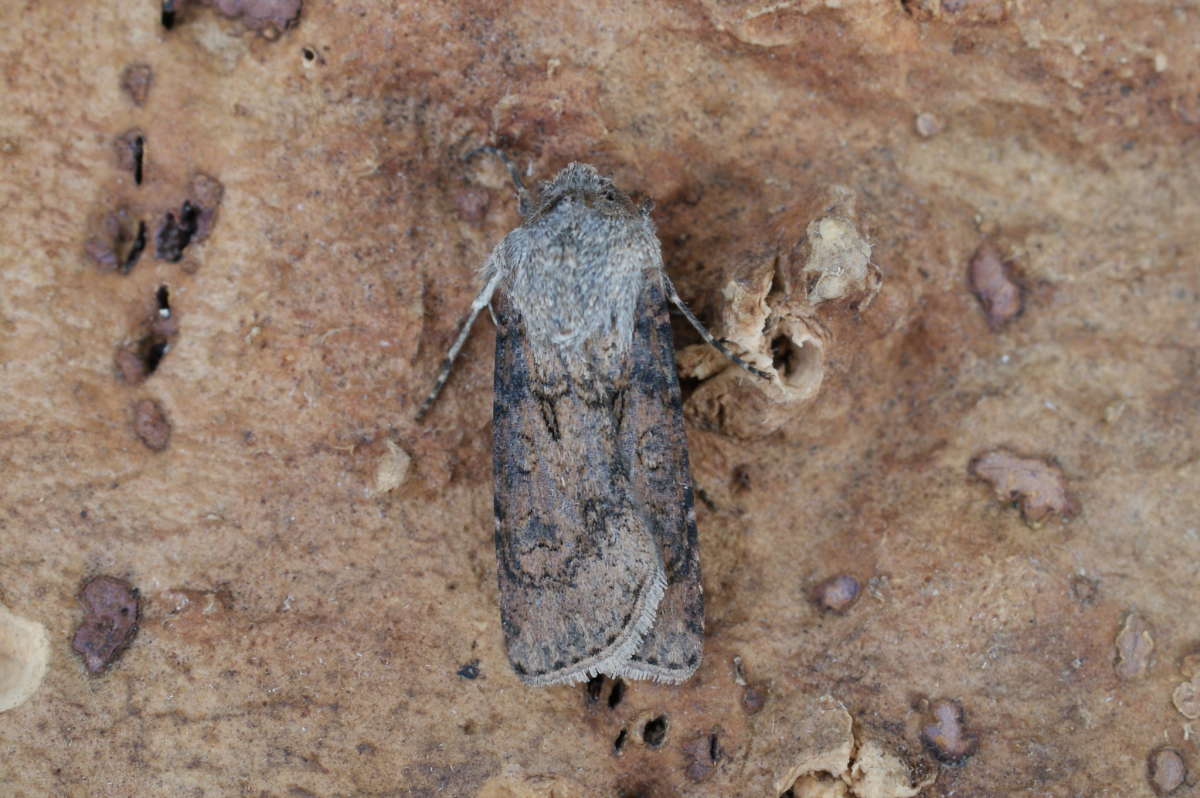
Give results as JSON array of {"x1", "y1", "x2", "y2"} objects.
[{"x1": 2, "y1": 1, "x2": 1198, "y2": 796}]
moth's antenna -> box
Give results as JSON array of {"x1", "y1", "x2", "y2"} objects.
[{"x1": 464, "y1": 146, "x2": 531, "y2": 217}]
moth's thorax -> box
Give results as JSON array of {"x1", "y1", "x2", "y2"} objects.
[{"x1": 492, "y1": 170, "x2": 663, "y2": 374}]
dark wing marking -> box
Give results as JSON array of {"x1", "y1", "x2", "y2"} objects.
[
  {"x1": 612, "y1": 272, "x2": 704, "y2": 683},
  {"x1": 492, "y1": 293, "x2": 666, "y2": 686}
]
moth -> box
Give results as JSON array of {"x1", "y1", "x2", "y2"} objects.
[{"x1": 421, "y1": 150, "x2": 765, "y2": 685}]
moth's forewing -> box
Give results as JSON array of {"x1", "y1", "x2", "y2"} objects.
[
  {"x1": 612, "y1": 274, "x2": 703, "y2": 683},
  {"x1": 491, "y1": 291, "x2": 666, "y2": 686}
]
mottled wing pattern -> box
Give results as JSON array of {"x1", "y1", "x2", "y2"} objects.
[
  {"x1": 491, "y1": 292, "x2": 667, "y2": 686},
  {"x1": 615, "y1": 272, "x2": 703, "y2": 682}
]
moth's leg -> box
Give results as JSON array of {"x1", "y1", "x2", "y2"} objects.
[
  {"x1": 416, "y1": 269, "x2": 504, "y2": 420},
  {"x1": 663, "y1": 273, "x2": 772, "y2": 380},
  {"x1": 464, "y1": 146, "x2": 532, "y2": 218}
]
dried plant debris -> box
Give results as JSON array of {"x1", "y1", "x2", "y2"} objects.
[
  {"x1": 811, "y1": 575, "x2": 862, "y2": 614},
  {"x1": 801, "y1": 214, "x2": 877, "y2": 306},
  {"x1": 677, "y1": 252, "x2": 830, "y2": 439},
  {"x1": 970, "y1": 448, "x2": 1076, "y2": 526},
  {"x1": 119, "y1": 62, "x2": 153, "y2": 105},
  {"x1": 920, "y1": 698, "x2": 978, "y2": 765},
  {"x1": 763, "y1": 703, "x2": 936, "y2": 796},
  {"x1": 849, "y1": 737, "x2": 937, "y2": 797},
  {"x1": 84, "y1": 207, "x2": 147, "y2": 274},
  {"x1": 968, "y1": 244, "x2": 1023, "y2": 329},
  {"x1": 371, "y1": 440, "x2": 411, "y2": 496},
  {"x1": 678, "y1": 187, "x2": 879, "y2": 439},
  {"x1": 114, "y1": 128, "x2": 145, "y2": 185},
  {"x1": 1147, "y1": 747, "x2": 1187, "y2": 796},
  {"x1": 0, "y1": 604, "x2": 51, "y2": 712},
  {"x1": 71, "y1": 576, "x2": 141, "y2": 674},
  {"x1": 1113, "y1": 611, "x2": 1155, "y2": 680},
  {"x1": 742, "y1": 692, "x2": 853, "y2": 794},
  {"x1": 132, "y1": 398, "x2": 172, "y2": 451}
]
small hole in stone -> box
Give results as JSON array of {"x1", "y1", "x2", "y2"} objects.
[
  {"x1": 140, "y1": 336, "x2": 168, "y2": 375},
  {"x1": 156, "y1": 285, "x2": 171, "y2": 314},
  {"x1": 161, "y1": 0, "x2": 176, "y2": 29},
  {"x1": 771, "y1": 335, "x2": 795, "y2": 375},
  {"x1": 132, "y1": 135, "x2": 144, "y2": 185},
  {"x1": 119, "y1": 221, "x2": 147, "y2": 275},
  {"x1": 586, "y1": 674, "x2": 605, "y2": 704},
  {"x1": 709, "y1": 733, "x2": 720, "y2": 761},
  {"x1": 613, "y1": 728, "x2": 627, "y2": 755},
  {"x1": 678, "y1": 375, "x2": 700, "y2": 404},
  {"x1": 155, "y1": 200, "x2": 200, "y2": 263},
  {"x1": 607, "y1": 677, "x2": 625, "y2": 709},
  {"x1": 642, "y1": 715, "x2": 668, "y2": 748},
  {"x1": 302, "y1": 47, "x2": 315, "y2": 61}
]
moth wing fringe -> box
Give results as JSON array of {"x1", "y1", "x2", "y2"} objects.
[{"x1": 518, "y1": 568, "x2": 668, "y2": 687}]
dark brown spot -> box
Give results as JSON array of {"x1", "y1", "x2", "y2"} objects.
[
  {"x1": 119, "y1": 63, "x2": 154, "y2": 106},
  {"x1": 1148, "y1": 746, "x2": 1186, "y2": 795},
  {"x1": 1114, "y1": 611, "x2": 1155, "y2": 680},
  {"x1": 455, "y1": 188, "x2": 491, "y2": 222},
  {"x1": 920, "y1": 698, "x2": 978, "y2": 764},
  {"x1": 732, "y1": 464, "x2": 752, "y2": 492},
  {"x1": 811, "y1": 574, "x2": 861, "y2": 613},
  {"x1": 187, "y1": 172, "x2": 225, "y2": 243},
  {"x1": 613, "y1": 728, "x2": 628, "y2": 755},
  {"x1": 899, "y1": 0, "x2": 937, "y2": 20},
  {"x1": 968, "y1": 244, "x2": 1023, "y2": 329},
  {"x1": 132, "y1": 398, "x2": 172, "y2": 451},
  {"x1": 71, "y1": 575, "x2": 141, "y2": 674},
  {"x1": 1070, "y1": 574, "x2": 1098, "y2": 604},
  {"x1": 206, "y1": 0, "x2": 302, "y2": 33},
  {"x1": 742, "y1": 683, "x2": 767, "y2": 714},
  {"x1": 970, "y1": 448, "x2": 1076, "y2": 525},
  {"x1": 85, "y1": 207, "x2": 145, "y2": 274},
  {"x1": 682, "y1": 731, "x2": 722, "y2": 782},
  {"x1": 456, "y1": 660, "x2": 480, "y2": 680}
]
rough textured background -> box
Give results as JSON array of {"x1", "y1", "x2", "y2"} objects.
[{"x1": 1, "y1": 1, "x2": 1198, "y2": 795}]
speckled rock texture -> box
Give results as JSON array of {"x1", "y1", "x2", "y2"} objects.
[{"x1": 1, "y1": 2, "x2": 1197, "y2": 796}]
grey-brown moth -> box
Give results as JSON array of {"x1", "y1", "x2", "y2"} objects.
[{"x1": 421, "y1": 151, "x2": 765, "y2": 685}]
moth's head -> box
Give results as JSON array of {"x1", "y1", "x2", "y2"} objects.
[{"x1": 527, "y1": 162, "x2": 642, "y2": 221}]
